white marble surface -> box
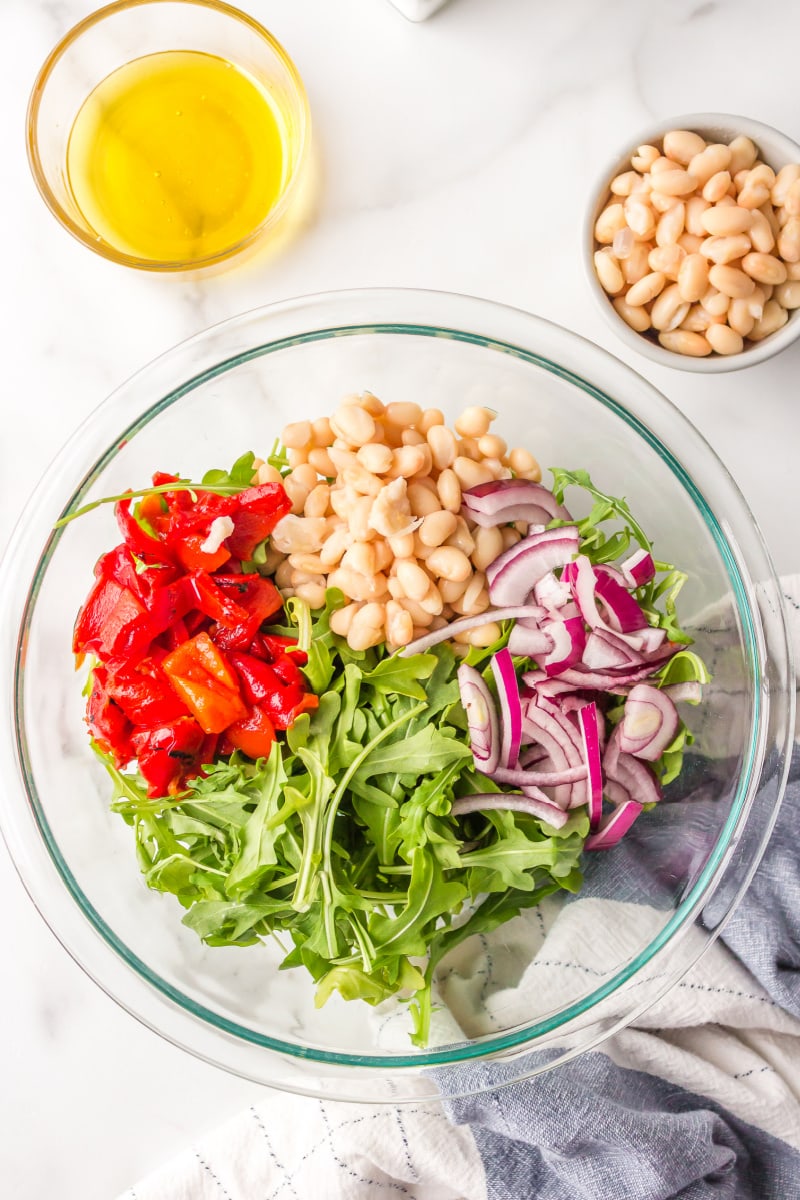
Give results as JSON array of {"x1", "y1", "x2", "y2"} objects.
[{"x1": 2, "y1": 0, "x2": 800, "y2": 1195}]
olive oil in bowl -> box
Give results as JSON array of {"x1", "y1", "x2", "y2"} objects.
[{"x1": 66, "y1": 50, "x2": 291, "y2": 266}]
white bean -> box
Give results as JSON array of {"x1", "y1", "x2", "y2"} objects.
[
  {"x1": 612, "y1": 296, "x2": 652, "y2": 332},
  {"x1": 741, "y1": 252, "x2": 787, "y2": 286},
  {"x1": 418, "y1": 509, "x2": 458, "y2": 547},
  {"x1": 677, "y1": 253, "x2": 710, "y2": 303},
  {"x1": 775, "y1": 279, "x2": 800, "y2": 308},
  {"x1": 663, "y1": 129, "x2": 706, "y2": 166},
  {"x1": 271, "y1": 514, "x2": 328, "y2": 554},
  {"x1": 357, "y1": 443, "x2": 394, "y2": 474},
  {"x1": 418, "y1": 408, "x2": 445, "y2": 435},
  {"x1": 658, "y1": 329, "x2": 712, "y2": 356},
  {"x1": 702, "y1": 170, "x2": 732, "y2": 203},
  {"x1": 778, "y1": 217, "x2": 800, "y2": 263},
  {"x1": 749, "y1": 299, "x2": 789, "y2": 340},
  {"x1": 688, "y1": 144, "x2": 732, "y2": 186},
  {"x1": 655, "y1": 202, "x2": 686, "y2": 246},
  {"x1": 727, "y1": 135, "x2": 758, "y2": 175},
  {"x1": 705, "y1": 323, "x2": 744, "y2": 355},
  {"x1": 330, "y1": 602, "x2": 361, "y2": 637},
  {"x1": 594, "y1": 248, "x2": 625, "y2": 294},
  {"x1": 507, "y1": 447, "x2": 540, "y2": 478},
  {"x1": 396, "y1": 558, "x2": 432, "y2": 601},
  {"x1": 385, "y1": 401, "x2": 423, "y2": 428},
  {"x1": 700, "y1": 204, "x2": 751, "y2": 237},
  {"x1": 747, "y1": 209, "x2": 775, "y2": 254},
  {"x1": 708, "y1": 264, "x2": 755, "y2": 299},
  {"x1": 652, "y1": 168, "x2": 697, "y2": 197},
  {"x1": 348, "y1": 603, "x2": 387, "y2": 651},
  {"x1": 470, "y1": 525, "x2": 505, "y2": 572},
  {"x1": 594, "y1": 203, "x2": 627, "y2": 243},
  {"x1": 650, "y1": 283, "x2": 690, "y2": 332},
  {"x1": 625, "y1": 271, "x2": 666, "y2": 307},
  {"x1": 282, "y1": 420, "x2": 312, "y2": 450},
  {"x1": 727, "y1": 297, "x2": 756, "y2": 337},
  {"x1": 455, "y1": 406, "x2": 493, "y2": 438},
  {"x1": 425, "y1": 545, "x2": 473, "y2": 583},
  {"x1": 385, "y1": 600, "x2": 414, "y2": 647},
  {"x1": 699, "y1": 234, "x2": 752, "y2": 265}
]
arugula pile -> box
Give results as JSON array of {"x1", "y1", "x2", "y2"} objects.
[{"x1": 99, "y1": 590, "x2": 586, "y2": 1047}]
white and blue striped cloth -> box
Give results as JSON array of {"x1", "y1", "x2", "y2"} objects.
[{"x1": 120, "y1": 579, "x2": 800, "y2": 1200}]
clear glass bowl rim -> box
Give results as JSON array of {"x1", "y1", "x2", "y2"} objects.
[{"x1": 1, "y1": 288, "x2": 794, "y2": 1080}]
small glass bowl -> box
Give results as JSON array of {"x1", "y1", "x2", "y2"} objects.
[
  {"x1": 26, "y1": 0, "x2": 311, "y2": 272},
  {"x1": 583, "y1": 113, "x2": 800, "y2": 373}
]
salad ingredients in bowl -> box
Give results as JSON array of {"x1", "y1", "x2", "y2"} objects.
[
  {"x1": 66, "y1": 396, "x2": 709, "y2": 1046},
  {"x1": 3, "y1": 289, "x2": 791, "y2": 1101}
]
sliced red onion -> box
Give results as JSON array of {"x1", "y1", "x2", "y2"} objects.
[
  {"x1": 582, "y1": 629, "x2": 643, "y2": 670},
  {"x1": 621, "y1": 548, "x2": 656, "y2": 589},
  {"x1": 604, "y1": 730, "x2": 662, "y2": 806},
  {"x1": 541, "y1": 616, "x2": 586, "y2": 677},
  {"x1": 534, "y1": 571, "x2": 572, "y2": 611},
  {"x1": 561, "y1": 561, "x2": 578, "y2": 586},
  {"x1": 553, "y1": 658, "x2": 677, "y2": 691},
  {"x1": 662, "y1": 680, "x2": 703, "y2": 704},
  {"x1": 491, "y1": 648, "x2": 522, "y2": 769},
  {"x1": 523, "y1": 702, "x2": 585, "y2": 808},
  {"x1": 577, "y1": 702, "x2": 603, "y2": 830},
  {"x1": 517, "y1": 606, "x2": 548, "y2": 628},
  {"x1": 594, "y1": 569, "x2": 649, "y2": 634},
  {"x1": 457, "y1": 664, "x2": 500, "y2": 774},
  {"x1": 507, "y1": 624, "x2": 554, "y2": 658},
  {"x1": 527, "y1": 696, "x2": 583, "y2": 755},
  {"x1": 451, "y1": 791, "x2": 571, "y2": 829},
  {"x1": 487, "y1": 528, "x2": 580, "y2": 607},
  {"x1": 399, "y1": 605, "x2": 542, "y2": 656},
  {"x1": 461, "y1": 480, "x2": 572, "y2": 529},
  {"x1": 492, "y1": 764, "x2": 587, "y2": 786},
  {"x1": 605, "y1": 778, "x2": 631, "y2": 806},
  {"x1": 618, "y1": 683, "x2": 679, "y2": 761},
  {"x1": 585, "y1": 801, "x2": 643, "y2": 850},
  {"x1": 528, "y1": 677, "x2": 579, "y2": 702}
]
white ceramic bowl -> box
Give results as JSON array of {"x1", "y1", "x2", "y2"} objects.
[{"x1": 583, "y1": 112, "x2": 800, "y2": 373}]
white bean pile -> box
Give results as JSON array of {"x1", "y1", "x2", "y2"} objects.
[
  {"x1": 250, "y1": 396, "x2": 541, "y2": 652},
  {"x1": 593, "y1": 129, "x2": 800, "y2": 357}
]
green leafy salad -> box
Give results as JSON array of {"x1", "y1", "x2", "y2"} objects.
[{"x1": 75, "y1": 445, "x2": 709, "y2": 1048}]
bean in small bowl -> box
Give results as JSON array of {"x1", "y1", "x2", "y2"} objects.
[{"x1": 584, "y1": 113, "x2": 800, "y2": 372}]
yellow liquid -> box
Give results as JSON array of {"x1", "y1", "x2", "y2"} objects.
[{"x1": 66, "y1": 50, "x2": 288, "y2": 264}]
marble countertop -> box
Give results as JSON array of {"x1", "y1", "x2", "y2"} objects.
[{"x1": 2, "y1": 0, "x2": 799, "y2": 1195}]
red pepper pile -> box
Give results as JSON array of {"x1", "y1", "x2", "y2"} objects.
[{"x1": 74, "y1": 474, "x2": 317, "y2": 798}]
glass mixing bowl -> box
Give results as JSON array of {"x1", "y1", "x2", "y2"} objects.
[{"x1": 0, "y1": 290, "x2": 794, "y2": 1102}]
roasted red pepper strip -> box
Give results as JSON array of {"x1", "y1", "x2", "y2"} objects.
[
  {"x1": 131, "y1": 717, "x2": 205, "y2": 798},
  {"x1": 226, "y1": 483, "x2": 291, "y2": 560},
  {"x1": 74, "y1": 575, "x2": 157, "y2": 664},
  {"x1": 175, "y1": 532, "x2": 231, "y2": 574},
  {"x1": 115, "y1": 496, "x2": 173, "y2": 561},
  {"x1": 250, "y1": 632, "x2": 306, "y2": 665},
  {"x1": 85, "y1": 667, "x2": 133, "y2": 766},
  {"x1": 187, "y1": 571, "x2": 251, "y2": 627},
  {"x1": 225, "y1": 705, "x2": 276, "y2": 759},
  {"x1": 106, "y1": 658, "x2": 189, "y2": 726},
  {"x1": 228, "y1": 650, "x2": 309, "y2": 731},
  {"x1": 211, "y1": 576, "x2": 283, "y2": 648},
  {"x1": 162, "y1": 634, "x2": 247, "y2": 734},
  {"x1": 165, "y1": 676, "x2": 247, "y2": 734},
  {"x1": 228, "y1": 651, "x2": 283, "y2": 706},
  {"x1": 166, "y1": 493, "x2": 238, "y2": 543}
]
